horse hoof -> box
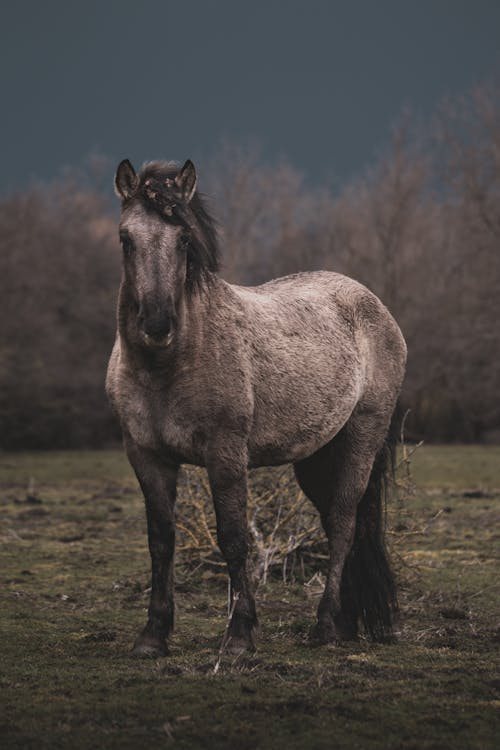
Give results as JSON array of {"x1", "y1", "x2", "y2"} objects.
[
  {"x1": 335, "y1": 629, "x2": 359, "y2": 642},
  {"x1": 310, "y1": 621, "x2": 337, "y2": 645},
  {"x1": 131, "y1": 639, "x2": 168, "y2": 658},
  {"x1": 223, "y1": 633, "x2": 256, "y2": 656}
]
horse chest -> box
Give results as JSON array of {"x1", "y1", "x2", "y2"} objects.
[{"x1": 115, "y1": 377, "x2": 204, "y2": 462}]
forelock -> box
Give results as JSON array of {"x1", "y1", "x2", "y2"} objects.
[{"x1": 135, "y1": 161, "x2": 181, "y2": 218}]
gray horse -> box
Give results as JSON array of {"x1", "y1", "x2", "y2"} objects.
[{"x1": 106, "y1": 158, "x2": 407, "y2": 657}]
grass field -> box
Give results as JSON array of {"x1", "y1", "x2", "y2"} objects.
[{"x1": 1, "y1": 446, "x2": 499, "y2": 749}]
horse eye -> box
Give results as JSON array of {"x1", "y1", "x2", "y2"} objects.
[{"x1": 120, "y1": 235, "x2": 134, "y2": 256}]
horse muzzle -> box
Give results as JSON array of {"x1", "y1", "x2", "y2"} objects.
[{"x1": 137, "y1": 304, "x2": 176, "y2": 349}]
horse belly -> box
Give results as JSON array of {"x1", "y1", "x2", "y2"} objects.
[{"x1": 248, "y1": 370, "x2": 361, "y2": 466}]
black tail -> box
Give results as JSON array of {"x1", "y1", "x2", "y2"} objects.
[{"x1": 340, "y1": 412, "x2": 399, "y2": 642}]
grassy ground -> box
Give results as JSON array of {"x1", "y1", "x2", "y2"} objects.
[{"x1": 1, "y1": 446, "x2": 499, "y2": 749}]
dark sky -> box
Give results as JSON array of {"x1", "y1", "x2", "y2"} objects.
[{"x1": 1, "y1": 0, "x2": 499, "y2": 195}]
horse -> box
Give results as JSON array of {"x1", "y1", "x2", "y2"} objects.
[{"x1": 106, "y1": 157, "x2": 407, "y2": 658}]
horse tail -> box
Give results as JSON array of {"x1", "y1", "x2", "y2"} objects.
[{"x1": 340, "y1": 408, "x2": 399, "y2": 642}]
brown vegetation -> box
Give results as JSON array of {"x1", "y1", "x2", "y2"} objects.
[{"x1": 1, "y1": 84, "x2": 499, "y2": 448}]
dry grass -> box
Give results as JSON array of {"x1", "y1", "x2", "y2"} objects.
[
  {"x1": 176, "y1": 434, "x2": 423, "y2": 589},
  {"x1": 177, "y1": 466, "x2": 323, "y2": 586}
]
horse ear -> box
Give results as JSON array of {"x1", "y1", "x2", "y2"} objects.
[
  {"x1": 114, "y1": 159, "x2": 138, "y2": 201},
  {"x1": 175, "y1": 159, "x2": 197, "y2": 203}
]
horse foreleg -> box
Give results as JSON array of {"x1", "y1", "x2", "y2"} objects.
[
  {"x1": 207, "y1": 447, "x2": 257, "y2": 654},
  {"x1": 126, "y1": 439, "x2": 178, "y2": 657}
]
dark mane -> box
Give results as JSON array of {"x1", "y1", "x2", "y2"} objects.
[{"x1": 135, "y1": 161, "x2": 220, "y2": 292}]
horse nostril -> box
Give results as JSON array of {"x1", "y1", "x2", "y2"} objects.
[
  {"x1": 141, "y1": 315, "x2": 172, "y2": 341},
  {"x1": 137, "y1": 296, "x2": 176, "y2": 343}
]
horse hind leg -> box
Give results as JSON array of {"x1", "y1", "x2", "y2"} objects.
[
  {"x1": 294, "y1": 409, "x2": 397, "y2": 644},
  {"x1": 294, "y1": 434, "x2": 358, "y2": 643}
]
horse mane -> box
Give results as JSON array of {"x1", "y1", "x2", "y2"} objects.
[{"x1": 135, "y1": 161, "x2": 220, "y2": 292}]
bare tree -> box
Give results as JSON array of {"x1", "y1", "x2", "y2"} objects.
[{"x1": 0, "y1": 178, "x2": 120, "y2": 448}]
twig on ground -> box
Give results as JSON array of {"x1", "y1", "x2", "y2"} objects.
[{"x1": 213, "y1": 591, "x2": 240, "y2": 675}]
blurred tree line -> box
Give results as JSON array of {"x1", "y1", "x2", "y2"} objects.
[{"x1": 1, "y1": 84, "x2": 499, "y2": 449}]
